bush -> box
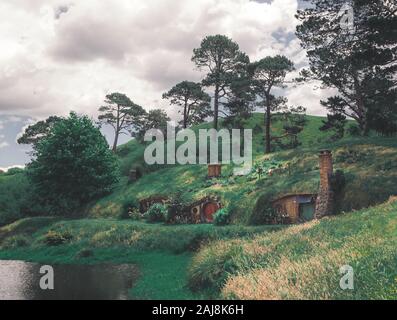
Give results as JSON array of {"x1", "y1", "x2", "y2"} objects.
[
  {"x1": 27, "y1": 112, "x2": 120, "y2": 216},
  {"x1": 43, "y1": 230, "x2": 73, "y2": 246},
  {"x1": 1, "y1": 235, "x2": 30, "y2": 249},
  {"x1": 213, "y1": 208, "x2": 230, "y2": 226},
  {"x1": 145, "y1": 203, "x2": 168, "y2": 223},
  {"x1": 0, "y1": 173, "x2": 33, "y2": 226},
  {"x1": 250, "y1": 193, "x2": 278, "y2": 225},
  {"x1": 119, "y1": 198, "x2": 140, "y2": 220},
  {"x1": 129, "y1": 208, "x2": 143, "y2": 221}
]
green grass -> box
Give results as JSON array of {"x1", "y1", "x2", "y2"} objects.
[
  {"x1": 0, "y1": 217, "x2": 277, "y2": 299},
  {"x1": 188, "y1": 198, "x2": 397, "y2": 300}
]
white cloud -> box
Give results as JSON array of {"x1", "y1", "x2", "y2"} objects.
[
  {"x1": 0, "y1": 165, "x2": 25, "y2": 172},
  {"x1": 0, "y1": 0, "x2": 330, "y2": 120},
  {"x1": 0, "y1": 141, "x2": 9, "y2": 149}
]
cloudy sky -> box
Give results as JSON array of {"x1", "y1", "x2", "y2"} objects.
[{"x1": 0, "y1": 0, "x2": 329, "y2": 169}]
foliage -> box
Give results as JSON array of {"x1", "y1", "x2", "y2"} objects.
[
  {"x1": 296, "y1": 0, "x2": 397, "y2": 135},
  {"x1": 250, "y1": 55, "x2": 296, "y2": 153},
  {"x1": 320, "y1": 113, "x2": 347, "y2": 141},
  {"x1": 98, "y1": 92, "x2": 147, "y2": 151},
  {"x1": 331, "y1": 169, "x2": 346, "y2": 214},
  {"x1": 136, "y1": 109, "x2": 171, "y2": 141},
  {"x1": 145, "y1": 203, "x2": 168, "y2": 223},
  {"x1": 213, "y1": 208, "x2": 230, "y2": 226},
  {"x1": 163, "y1": 81, "x2": 212, "y2": 129},
  {"x1": 0, "y1": 173, "x2": 32, "y2": 226},
  {"x1": 192, "y1": 34, "x2": 249, "y2": 130},
  {"x1": 250, "y1": 193, "x2": 278, "y2": 225},
  {"x1": 0, "y1": 235, "x2": 30, "y2": 249},
  {"x1": 43, "y1": 230, "x2": 73, "y2": 246},
  {"x1": 27, "y1": 112, "x2": 120, "y2": 215},
  {"x1": 17, "y1": 116, "x2": 62, "y2": 147}
]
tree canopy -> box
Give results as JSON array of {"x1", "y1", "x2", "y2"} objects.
[
  {"x1": 192, "y1": 35, "x2": 250, "y2": 129},
  {"x1": 296, "y1": 0, "x2": 397, "y2": 135},
  {"x1": 28, "y1": 112, "x2": 120, "y2": 215},
  {"x1": 98, "y1": 92, "x2": 146, "y2": 152},
  {"x1": 163, "y1": 81, "x2": 211, "y2": 129}
]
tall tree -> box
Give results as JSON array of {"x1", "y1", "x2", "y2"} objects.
[
  {"x1": 223, "y1": 70, "x2": 256, "y2": 128},
  {"x1": 250, "y1": 55, "x2": 295, "y2": 153},
  {"x1": 136, "y1": 109, "x2": 170, "y2": 141},
  {"x1": 98, "y1": 93, "x2": 146, "y2": 152},
  {"x1": 17, "y1": 116, "x2": 62, "y2": 147},
  {"x1": 27, "y1": 112, "x2": 119, "y2": 215},
  {"x1": 296, "y1": 0, "x2": 397, "y2": 135},
  {"x1": 162, "y1": 81, "x2": 211, "y2": 129},
  {"x1": 192, "y1": 35, "x2": 249, "y2": 129}
]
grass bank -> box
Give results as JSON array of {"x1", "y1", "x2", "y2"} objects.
[
  {"x1": 0, "y1": 217, "x2": 278, "y2": 299},
  {"x1": 188, "y1": 198, "x2": 397, "y2": 300}
]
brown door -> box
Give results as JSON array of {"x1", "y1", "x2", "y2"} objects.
[{"x1": 203, "y1": 202, "x2": 219, "y2": 223}]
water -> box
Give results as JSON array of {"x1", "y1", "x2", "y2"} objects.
[{"x1": 0, "y1": 260, "x2": 139, "y2": 300}]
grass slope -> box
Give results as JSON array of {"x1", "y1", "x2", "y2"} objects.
[
  {"x1": 189, "y1": 197, "x2": 397, "y2": 300},
  {"x1": 89, "y1": 113, "x2": 397, "y2": 225}
]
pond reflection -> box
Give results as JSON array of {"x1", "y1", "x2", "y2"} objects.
[{"x1": 0, "y1": 261, "x2": 139, "y2": 300}]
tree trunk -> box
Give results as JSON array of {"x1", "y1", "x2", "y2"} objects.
[
  {"x1": 112, "y1": 132, "x2": 119, "y2": 153},
  {"x1": 112, "y1": 105, "x2": 121, "y2": 153},
  {"x1": 265, "y1": 102, "x2": 271, "y2": 154},
  {"x1": 214, "y1": 84, "x2": 219, "y2": 130},
  {"x1": 183, "y1": 98, "x2": 188, "y2": 129}
]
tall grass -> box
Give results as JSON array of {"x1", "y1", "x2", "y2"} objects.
[{"x1": 188, "y1": 198, "x2": 397, "y2": 300}]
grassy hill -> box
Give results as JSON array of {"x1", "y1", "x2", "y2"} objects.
[
  {"x1": 88, "y1": 113, "x2": 397, "y2": 225},
  {"x1": 1, "y1": 113, "x2": 397, "y2": 300},
  {"x1": 189, "y1": 197, "x2": 397, "y2": 299}
]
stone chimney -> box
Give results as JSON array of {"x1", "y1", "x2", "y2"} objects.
[{"x1": 315, "y1": 150, "x2": 334, "y2": 218}]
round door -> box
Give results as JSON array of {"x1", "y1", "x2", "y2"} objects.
[{"x1": 203, "y1": 202, "x2": 219, "y2": 223}]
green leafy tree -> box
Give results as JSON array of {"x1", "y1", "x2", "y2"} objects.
[
  {"x1": 274, "y1": 105, "x2": 307, "y2": 149},
  {"x1": 136, "y1": 109, "x2": 170, "y2": 141},
  {"x1": 98, "y1": 93, "x2": 146, "y2": 152},
  {"x1": 223, "y1": 63, "x2": 256, "y2": 128},
  {"x1": 296, "y1": 0, "x2": 397, "y2": 135},
  {"x1": 192, "y1": 35, "x2": 249, "y2": 129},
  {"x1": 320, "y1": 113, "x2": 348, "y2": 141},
  {"x1": 28, "y1": 112, "x2": 120, "y2": 215},
  {"x1": 250, "y1": 56, "x2": 295, "y2": 153},
  {"x1": 17, "y1": 116, "x2": 62, "y2": 147},
  {"x1": 163, "y1": 81, "x2": 212, "y2": 129}
]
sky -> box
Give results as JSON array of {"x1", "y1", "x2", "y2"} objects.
[{"x1": 0, "y1": 0, "x2": 331, "y2": 170}]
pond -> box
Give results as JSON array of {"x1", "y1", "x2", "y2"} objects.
[{"x1": 0, "y1": 260, "x2": 139, "y2": 300}]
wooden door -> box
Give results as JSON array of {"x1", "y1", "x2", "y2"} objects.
[{"x1": 203, "y1": 202, "x2": 219, "y2": 223}]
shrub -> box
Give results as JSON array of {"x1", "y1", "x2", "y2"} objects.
[
  {"x1": 129, "y1": 208, "x2": 143, "y2": 221},
  {"x1": 119, "y1": 198, "x2": 140, "y2": 220},
  {"x1": 43, "y1": 230, "x2": 73, "y2": 246},
  {"x1": 213, "y1": 208, "x2": 230, "y2": 226},
  {"x1": 250, "y1": 193, "x2": 277, "y2": 225},
  {"x1": 1, "y1": 235, "x2": 30, "y2": 249},
  {"x1": 145, "y1": 203, "x2": 168, "y2": 223}
]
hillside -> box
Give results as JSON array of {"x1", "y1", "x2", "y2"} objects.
[
  {"x1": 89, "y1": 113, "x2": 397, "y2": 225},
  {"x1": 1, "y1": 113, "x2": 397, "y2": 300},
  {"x1": 189, "y1": 197, "x2": 397, "y2": 300}
]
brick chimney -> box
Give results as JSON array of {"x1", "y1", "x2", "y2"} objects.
[{"x1": 315, "y1": 150, "x2": 334, "y2": 218}]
